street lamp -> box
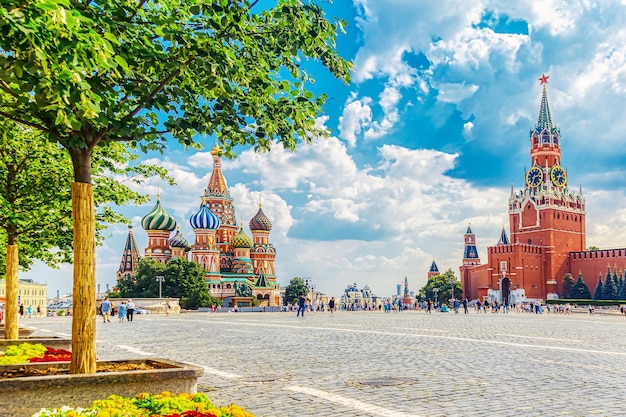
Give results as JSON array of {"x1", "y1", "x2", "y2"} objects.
[
  {"x1": 433, "y1": 288, "x2": 439, "y2": 306},
  {"x1": 155, "y1": 275, "x2": 164, "y2": 299},
  {"x1": 450, "y1": 276, "x2": 455, "y2": 304}
]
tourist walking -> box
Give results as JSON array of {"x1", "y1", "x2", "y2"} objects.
[
  {"x1": 100, "y1": 297, "x2": 111, "y2": 323},
  {"x1": 126, "y1": 299, "x2": 136, "y2": 322},
  {"x1": 166, "y1": 300, "x2": 171, "y2": 315},
  {"x1": 328, "y1": 296, "x2": 335, "y2": 315},
  {"x1": 117, "y1": 301, "x2": 127, "y2": 322},
  {"x1": 462, "y1": 297, "x2": 468, "y2": 314}
]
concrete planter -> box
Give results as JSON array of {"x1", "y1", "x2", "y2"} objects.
[
  {"x1": 0, "y1": 358, "x2": 204, "y2": 416},
  {"x1": 0, "y1": 326, "x2": 36, "y2": 338},
  {"x1": 0, "y1": 336, "x2": 72, "y2": 351}
]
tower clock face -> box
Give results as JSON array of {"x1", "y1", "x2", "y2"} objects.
[
  {"x1": 550, "y1": 165, "x2": 567, "y2": 187},
  {"x1": 526, "y1": 166, "x2": 543, "y2": 187}
]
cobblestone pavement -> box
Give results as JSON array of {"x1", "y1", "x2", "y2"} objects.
[{"x1": 25, "y1": 310, "x2": 626, "y2": 417}]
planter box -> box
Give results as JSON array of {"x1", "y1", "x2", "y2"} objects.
[
  {"x1": 0, "y1": 336, "x2": 72, "y2": 351},
  {"x1": 0, "y1": 358, "x2": 204, "y2": 416},
  {"x1": 0, "y1": 326, "x2": 36, "y2": 339}
]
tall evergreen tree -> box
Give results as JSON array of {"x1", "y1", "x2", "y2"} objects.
[
  {"x1": 617, "y1": 272, "x2": 626, "y2": 300},
  {"x1": 570, "y1": 273, "x2": 592, "y2": 299},
  {"x1": 561, "y1": 273, "x2": 575, "y2": 298},
  {"x1": 593, "y1": 275, "x2": 604, "y2": 300},
  {"x1": 602, "y1": 267, "x2": 618, "y2": 300}
]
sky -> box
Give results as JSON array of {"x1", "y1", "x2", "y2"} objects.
[{"x1": 25, "y1": 0, "x2": 626, "y2": 300}]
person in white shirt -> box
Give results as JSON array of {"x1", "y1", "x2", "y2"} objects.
[{"x1": 126, "y1": 299, "x2": 136, "y2": 322}]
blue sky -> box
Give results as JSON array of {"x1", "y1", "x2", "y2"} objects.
[{"x1": 26, "y1": 0, "x2": 626, "y2": 299}]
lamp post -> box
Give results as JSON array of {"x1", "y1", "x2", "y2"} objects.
[
  {"x1": 433, "y1": 288, "x2": 439, "y2": 307},
  {"x1": 155, "y1": 275, "x2": 164, "y2": 299},
  {"x1": 450, "y1": 275, "x2": 455, "y2": 304}
]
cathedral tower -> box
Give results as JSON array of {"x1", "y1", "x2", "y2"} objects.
[
  {"x1": 116, "y1": 225, "x2": 141, "y2": 281},
  {"x1": 508, "y1": 75, "x2": 586, "y2": 295},
  {"x1": 249, "y1": 205, "x2": 277, "y2": 280},
  {"x1": 189, "y1": 201, "x2": 221, "y2": 275},
  {"x1": 204, "y1": 144, "x2": 238, "y2": 272},
  {"x1": 141, "y1": 195, "x2": 177, "y2": 263}
]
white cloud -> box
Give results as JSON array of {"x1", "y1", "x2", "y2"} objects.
[{"x1": 338, "y1": 95, "x2": 373, "y2": 146}]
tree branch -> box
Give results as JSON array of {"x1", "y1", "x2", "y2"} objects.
[
  {"x1": 0, "y1": 111, "x2": 51, "y2": 134},
  {"x1": 0, "y1": 79, "x2": 20, "y2": 98},
  {"x1": 124, "y1": 57, "x2": 194, "y2": 120},
  {"x1": 129, "y1": 0, "x2": 148, "y2": 20}
]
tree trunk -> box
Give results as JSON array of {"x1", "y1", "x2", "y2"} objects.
[
  {"x1": 4, "y1": 244, "x2": 18, "y2": 340},
  {"x1": 69, "y1": 181, "x2": 96, "y2": 374}
]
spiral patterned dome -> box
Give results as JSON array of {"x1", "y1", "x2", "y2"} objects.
[
  {"x1": 249, "y1": 206, "x2": 272, "y2": 231},
  {"x1": 232, "y1": 223, "x2": 253, "y2": 248},
  {"x1": 141, "y1": 196, "x2": 177, "y2": 231},
  {"x1": 190, "y1": 202, "x2": 220, "y2": 230},
  {"x1": 169, "y1": 227, "x2": 191, "y2": 249}
]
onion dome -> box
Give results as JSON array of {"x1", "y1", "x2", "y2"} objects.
[
  {"x1": 232, "y1": 223, "x2": 253, "y2": 248},
  {"x1": 141, "y1": 195, "x2": 177, "y2": 231},
  {"x1": 169, "y1": 227, "x2": 191, "y2": 249},
  {"x1": 190, "y1": 201, "x2": 220, "y2": 229},
  {"x1": 249, "y1": 206, "x2": 272, "y2": 231}
]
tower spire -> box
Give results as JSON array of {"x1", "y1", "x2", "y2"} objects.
[{"x1": 536, "y1": 74, "x2": 553, "y2": 131}]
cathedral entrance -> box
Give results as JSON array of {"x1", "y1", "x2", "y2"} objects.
[{"x1": 501, "y1": 277, "x2": 511, "y2": 304}]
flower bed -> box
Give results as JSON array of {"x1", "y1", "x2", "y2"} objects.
[
  {"x1": 32, "y1": 392, "x2": 255, "y2": 417},
  {"x1": 0, "y1": 343, "x2": 71, "y2": 365}
]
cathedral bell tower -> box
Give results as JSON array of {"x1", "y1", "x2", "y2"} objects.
[{"x1": 508, "y1": 75, "x2": 586, "y2": 297}]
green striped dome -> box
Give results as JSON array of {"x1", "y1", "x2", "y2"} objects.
[
  {"x1": 232, "y1": 223, "x2": 253, "y2": 248},
  {"x1": 141, "y1": 196, "x2": 177, "y2": 231}
]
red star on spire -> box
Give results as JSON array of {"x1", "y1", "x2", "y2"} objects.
[{"x1": 539, "y1": 74, "x2": 549, "y2": 85}]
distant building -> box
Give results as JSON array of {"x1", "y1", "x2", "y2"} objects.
[
  {"x1": 0, "y1": 279, "x2": 47, "y2": 313},
  {"x1": 460, "y1": 76, "x2": 626, "y2": 303},
  {"x1": 127, "y1": 144, "x2": 281, "y2": 307},
  {"x1": 341, "y1": 283, "x2": 378, "y2": 309}
]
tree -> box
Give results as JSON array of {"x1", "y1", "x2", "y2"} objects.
[
  {"x1": 570, "y1": 272, "x2": 591, "y2": 299},
  {"x1": 560, "y1": 273, "x2": 575, "y2": 299},
  {"x1": 618, "y1": 275, "x2": 626, "y2": 300},
  {"x1": 118, "y1": 257, "x2": 220, "y2": 310},
  {"x1": 0, "y1": 118, "x2": 171, "y2": 339},
  {"x1": 593, "y1": 275, "x2": 604, "y2": 300},
  {"x1": 601, "y1": 267, "x2": 617, "y2": 300},
  {"x1": 418, "y1": 269, "x2": 461, "y2": 305},
  {"x1": 0, "y1": 0, "x2": 350, "y2": 373},
  {"x1": 283, "y1": 277, "x2": 308, "y2": 305}
]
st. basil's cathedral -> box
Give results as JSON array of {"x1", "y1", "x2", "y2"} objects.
[
  {"x1": 459, "y1": 75, "x2": 626, "y2": 303},
  {"x1": 116, "y1": 145, "x2": 280, "y2": 307}
]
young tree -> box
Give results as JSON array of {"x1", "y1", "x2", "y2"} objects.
[
  {"x1": 601, "y1": 267, "x2": 617, "y2": 300},
  {"x1": 593, "y1": 275, "x2": 604, "y2": 300},
  {"x1": 418, "y1": 269, "x2": 460, "y2": 305},
  {"x1": 618, "y1": 275, "x2": 626, "y2": 301},
  {"x1": 283, "y1": 277, "x2": 308, "y2": 305},
  {"x1": 560, "y1": 273, "x2": 575, "y2": 299},
  {"x1": 0, "y1": 0, "x2": 350, "y2": 373},
  {"x1": 119, "y1": 257, "x2": 219, "y2": 310},
  {"x1": 570, "y1": 272, "x2": 591, "y2": 299},
  {"x1": 0, "y1": 119, "x2": 171, "y2": 339}
]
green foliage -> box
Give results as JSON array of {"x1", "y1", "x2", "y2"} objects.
[
  {"x1": 618, "y1": 276, "x2": 626, "y2": 300},
  {"x1": 0, "y1": 0, "x2": 352, "y2": 160},
  {"x1": 283, "y1": 277, "x2": 307, "y2": 305},
  {"x1": 418, "y1": 268, "x2": 461, "y2": 305},
  {"x1": 569, "y1": 273, "x2": 591, "y2": 299},
  {"x1": 117, "y1": 257, "x2": 219, "y2": 310},
  {"x1": 0, "y1": 119, "x2": 173, "y2": 274},
  {"x1": 560, "y1": 273, "x2": 575, "y2": 299},
  {"x1": 593, "y1": 276, "x2": 603, "y2": 300},
  {"x1": 601, "y1": 268, "x2": 618, "y2": 300}
]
